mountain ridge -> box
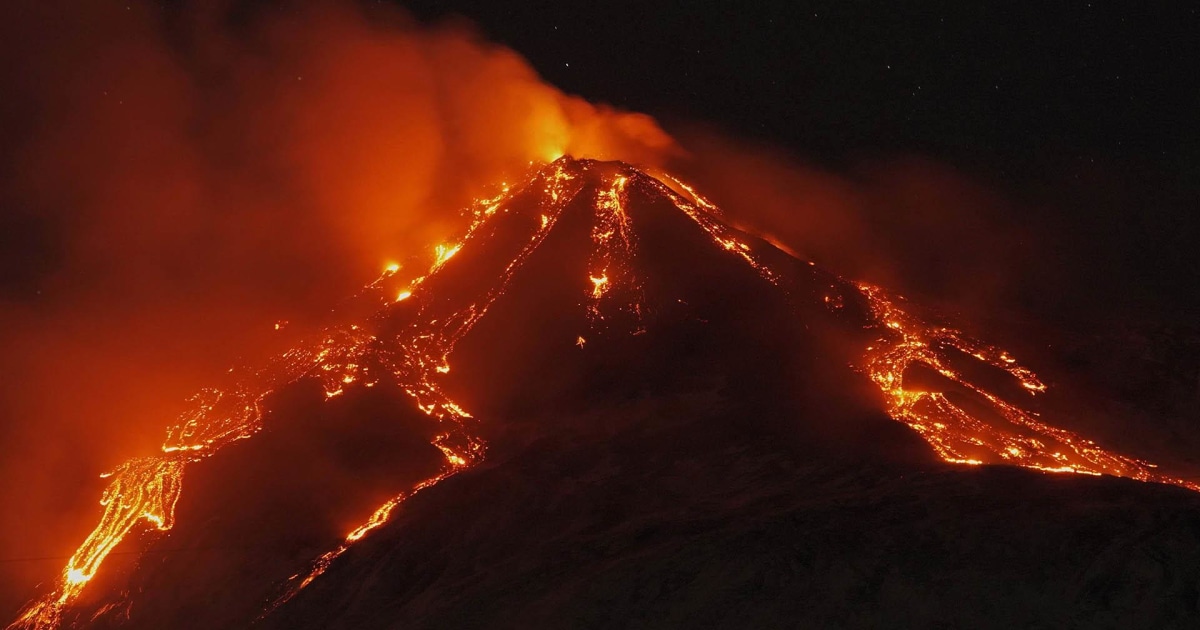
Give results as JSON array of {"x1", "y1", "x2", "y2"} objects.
[{"x1": 11, "y1": 157, "x2": 1200, "y2": 630}]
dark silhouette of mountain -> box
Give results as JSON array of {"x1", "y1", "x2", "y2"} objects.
[{"x1": 17, "y1": 158, "x2": 1200, "y2": 629}]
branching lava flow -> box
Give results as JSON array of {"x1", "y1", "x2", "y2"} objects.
[{"x1": 10, "y1": 157, "x2": 1198, "y2": 630}]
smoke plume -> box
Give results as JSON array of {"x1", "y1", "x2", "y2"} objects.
[
  {"x1": 0, "y1": 0, "x2": 672, "y2": 610},
  {"x1": 0, "y1": 0, "x2": 1098, "y2": 615}
]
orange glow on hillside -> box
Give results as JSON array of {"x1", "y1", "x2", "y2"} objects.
[
  {"x1": 8, "y1": 162, "x2": 585, "y2": 630},
  {"x1": 10, "y1": 158, "x2": 1198, "y2": 630},
  {"x1": 851, "y1": 283, "x2": 1197, "y2": 490},
  {"x1": 648, "y1": 167, "x2": 1199, "y2": 493}
]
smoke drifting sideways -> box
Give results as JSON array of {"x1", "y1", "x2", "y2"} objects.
[
  {"x1": 0, "y1": 0, "x2": 674, "y2": 609},
  {"x1": 672, "y1": 130, "x2": 1046, "y2": 320},
  {"x1": 0, "y1": 0, "x2": 1122, "y2": 614}
]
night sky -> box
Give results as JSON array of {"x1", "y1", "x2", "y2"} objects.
[
  {"x1": 2, "y1": 4, "x2": 1200, "y2": 622},
  {"x1": 2, "y1": 1, "x2": 1198, "y2": 317},
  {"x1": 4, "y1": 4, "x2": 1200, "y2": 624},
  {"x1": 403, "y1": 0, "x2": 1200, "y2": 320},
  {"x1": 407, "y1": 1, "x2": 1198, "y2": 165}
]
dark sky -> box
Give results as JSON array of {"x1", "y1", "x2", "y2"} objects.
[
  {"x1": 0, "y1": 2, "x2": 1195, "y2": 610},
  {"x1": 403, "y1": 1, "x2": 1198, "y2": 166},
  {"x1": 2, "y1": 1, "x2": 1198, "y2": 318},
  {"x1": 403, "y1": 0, "x2": 1200, "y2": 321}
]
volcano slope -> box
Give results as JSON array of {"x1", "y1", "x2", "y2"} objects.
[{"x1": 13, "y1": 158, "x2": 1200, "y2": 630}]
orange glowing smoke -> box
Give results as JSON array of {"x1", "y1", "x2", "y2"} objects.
[
  {"x1": 7, "y1": 159, "x2": 585, "y2": 630},
  {"x1": 9, "y1": 157, "x2": 1200, "y2": 630},
  {"x1": 0, "y1": 2, "x2": 677, "y2": 622},
  {"x1": 14, "y1": 2, "x2": 1187, "y2": 628}
]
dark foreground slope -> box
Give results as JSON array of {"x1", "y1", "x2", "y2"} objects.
[
  {"x1": 265, "y1": 402, "x2": 1200, "y2": 630},
  {"x1": 261, "y1": 160, "x2": 1200, "y2": 630},
  {"x1": 29, "y1": 158, "x2": 1200, "y2": 629}
]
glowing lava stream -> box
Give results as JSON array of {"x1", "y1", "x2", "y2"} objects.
[
  {"x1": 265, "y1": 161, "x2": 584, "y2": 611},
  {"x1": 11, "y1": 157, "x2": 1200, "y2": 630},
  {"x1": 585, "y1": 173, "x2": 646, "y2": 332},
  {"x1": 852, "y1": 283, "x2": 1200, "y2": 491},
  {"x1": 648, "y1": 168, "x2": 1200, "y2": 493},
  {"x1": 8, "y1": 161, "x2": 583, "y2": 630}
]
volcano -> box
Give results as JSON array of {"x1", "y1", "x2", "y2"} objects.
[{"x1": 11, "y1": 158, "x2": 1200, "y2": 629}]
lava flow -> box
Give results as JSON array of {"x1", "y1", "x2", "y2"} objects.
[
  {"x1": 649, "y1": 168, "x2": 1198, "y2": 492},
  {"x1": 10, "y1": 157, "x2": 1199, "y2": 629},
  {"x1": 586, "y1": 173, "x2": 645, "y2": 332},
  {"x1": 851, "y1": 283, "x2": 1200, "y2": 490},
  {"x1": 8, "y1": 161, "x2": 583, "y2": 630}
]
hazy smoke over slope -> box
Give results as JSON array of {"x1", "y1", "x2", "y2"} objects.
[
  {"x1": 673, "y1": 130, "x2": 1041, "y2": 317},
  {"x1": 0, "y1": 0, "x2": 1062, "y2": 615},
  {"x1": 0, "y1": 0, "x2": 672, "y2": 607}
]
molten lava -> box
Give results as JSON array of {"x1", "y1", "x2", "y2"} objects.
[
  {"x1": 853, "y1": 283, "x2": 1198, "y2": 489},
  {"x1": 586, "y1": 173, "x2": 644, "y2": 332},
  {"x1": 9, "y1": 157, "x2": 1198, "y2": 630}
]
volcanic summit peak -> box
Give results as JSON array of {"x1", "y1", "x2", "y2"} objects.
[
  {"x1": 9, "y1": 155, "x2": 1200, "y2": 630},
  {"x1": 386, "y1": 156, "x2": 1200, "y2": 491}
]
